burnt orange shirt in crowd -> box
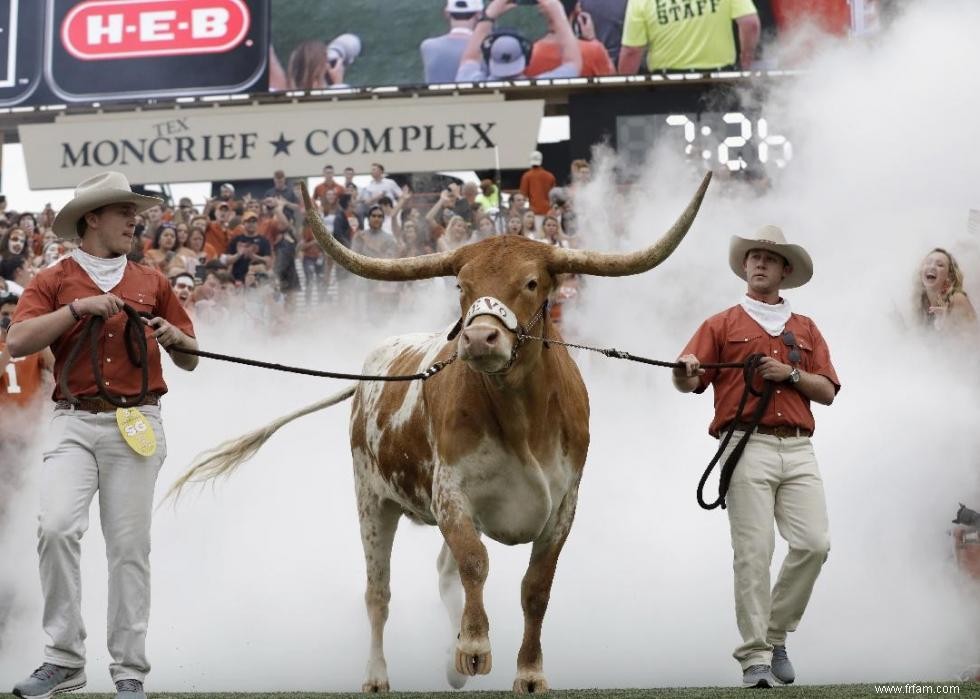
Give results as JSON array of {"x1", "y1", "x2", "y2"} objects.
[
  {"x1": 206, "y1": 222, "x2": 232, "y2": 253},
  {"x1": 313, "y1": 181, "x2": 345, "y2": 205},
  {"x1": 258, "y1": 217, "x2": 288, "y2": 246},
  {"x1": 527, "y1": 38, "x2": 615, "y2": 78},
  {"x1": 196, "y1": 242, "x2": 219, "y2": 262},
  {"x1": 0, "y1": 341, "x2": 47, "y2": 407},
  {"x1": 681, "y1": 305, "x2": 841, "y2": 438},
  {"x1": 519, "y1": 167, "x2": 557, "y2": 215},
  {"x1": 12, "y1": 258, "x2": 195, "y2": 401}
]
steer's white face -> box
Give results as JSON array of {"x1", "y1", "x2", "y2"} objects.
[{"x1": 454, "y1": 256, "x2": 554, "y2": 375}]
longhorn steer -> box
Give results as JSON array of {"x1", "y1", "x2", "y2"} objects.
[
  {"x1": 168, "y1": 174, "x2": 710, "y2": 693},
  {"x1": 304, "y1": 176, "x2": 710, "y2": 693}
]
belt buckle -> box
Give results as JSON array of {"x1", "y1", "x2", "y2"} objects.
[{"x1": 774, "y1": 425, "x2": 796, "y2": 438}]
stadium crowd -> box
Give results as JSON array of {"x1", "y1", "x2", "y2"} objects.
[{"x1": 0, "y1": 154, "x2": 590, "y2": 340}]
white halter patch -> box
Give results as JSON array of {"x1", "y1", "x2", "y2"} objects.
[{"x1": 463, "y1": 296, "x2": 519, "y2": 332}]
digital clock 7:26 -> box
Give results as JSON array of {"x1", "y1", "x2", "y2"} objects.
[{"x1": 615, "y1": 111, "x2": 792, "y2": 174}]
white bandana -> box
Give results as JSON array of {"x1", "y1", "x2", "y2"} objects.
[
  {"x1": 71, "y1": 248, "x2": 127, "y2": 293},
  {"x1": 740, "y1": 294, "x2": 792, "y2": 336}
]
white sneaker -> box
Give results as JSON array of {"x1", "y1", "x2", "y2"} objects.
[{"x1": 12, "y1": 663, "x2": 86, "y2": 699}]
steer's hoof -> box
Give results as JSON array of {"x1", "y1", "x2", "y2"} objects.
[
  {"x1": 454, "y1": 640, "x2": 492, "y2": 676},
  {"x1": 446, "y1": 644, "x2": 469, "y2": 688},
  {"x1": 513, "y1": 672, "x2": 550, "y2": 694},
  {"x1": 361, "y1": 679, "x2": 390, "y2": 693}
]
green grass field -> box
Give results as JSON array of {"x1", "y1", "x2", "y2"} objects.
[
  {"x1": 69, "y1": 685, "x2": 980, "y2": 698},
  {"x1": 271, "y1": 0, "x2": 548, "y2": 88}
]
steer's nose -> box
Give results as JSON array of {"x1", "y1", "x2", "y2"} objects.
[{"x1": 460, "y1": 325, "x2": 500, "y2": 357}]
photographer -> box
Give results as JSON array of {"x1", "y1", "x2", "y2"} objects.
[{"x1": 456, "y1": 0, "x2": 582, "y2": 81}]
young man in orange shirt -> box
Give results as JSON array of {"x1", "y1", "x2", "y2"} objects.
[
  {"x1": 673, "y1": 227, "x2": 840, "y2": 688},
  {"x1": 7, "y1": 172, "x2": 198, "y2": 699},
  {"x1": 519, "y1": 150, "x2": 557, "y2": 225}
]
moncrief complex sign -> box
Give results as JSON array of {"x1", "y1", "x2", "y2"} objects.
[{"x1": 19, "y1": 96, "x2": 544, "y2": 187}]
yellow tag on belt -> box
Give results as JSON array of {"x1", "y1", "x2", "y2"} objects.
[{"x1": 115, "y1": 408, "x2": 157, "y2": 457}]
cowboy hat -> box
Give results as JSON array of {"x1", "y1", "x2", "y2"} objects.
[
  {"x1": 729, "y1": 225, "x2": 813, "y2": 289},
  {"x1": 53, "y1": 171, "x2": 163, "y2": 239}
]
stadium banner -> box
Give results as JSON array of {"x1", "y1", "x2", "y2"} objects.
[{"x1": 18, "y1": 95, "x2": 544, "y2": 187}]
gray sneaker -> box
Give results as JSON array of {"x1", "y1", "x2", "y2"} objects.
[
  {"x1": 771, "y1": 645, "x2": 795, "y2": 684},
  {"x1": 114, "y1": 679, "x2": 146, "y2": 699},
  {"x1": 742, "y1": 664, "x2": 778, "y2": 688},
  {"x1": 12, "y1": 663, "x2": 86, "y2": 699}
]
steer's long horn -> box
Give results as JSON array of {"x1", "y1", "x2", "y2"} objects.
[
  {"x1": 302, "y1": 183, "x2": 456, "y2": 281},
  {"x1": 549, "y1": 171, "x2": 712, "y2": 276}
]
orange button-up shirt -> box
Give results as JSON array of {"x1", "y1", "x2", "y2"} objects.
[
  {"x1": 12, "y1": 258, "x2": 195, "y2": 401},
  {"x1": 681, "y1": 305, "x2": 841, "y2": 438}
]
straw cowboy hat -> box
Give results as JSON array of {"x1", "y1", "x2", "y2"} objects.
[
  {"x1": 729, "y1": 225, "x2": 813, "y2": 289},
  {"x1": 53, "y1": 171, "x2": 163, "y2": 239}
]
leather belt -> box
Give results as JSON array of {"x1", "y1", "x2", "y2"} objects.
[
  {"x1": 55, "y1": 394, "x2": 160, "y2": 413},
  {"x1": 729, "y1": 422, "x2": 812, "y2": 438}
]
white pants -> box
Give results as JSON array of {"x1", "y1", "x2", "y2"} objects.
[
  {"x1": 37, "y1": 405, "x2": 166, "y2": 683},
  {"x1": 724, "y1": 432, "x2": 830, "y2": 670}
]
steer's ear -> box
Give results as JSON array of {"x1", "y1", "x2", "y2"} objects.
[{"x1": 447, "y1": 317, "x2": 463, "y2": 341}]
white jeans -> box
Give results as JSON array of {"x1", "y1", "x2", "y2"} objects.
[
  {"x1": 723, "y1": 432, "x2": 831, "y2": 670},
  {"x1": 37, "y1": 405, "x2": 166, "y2": 683}
]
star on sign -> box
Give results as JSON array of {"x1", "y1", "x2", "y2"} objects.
[{"x1": 270, "y1": 132, "x2": 294, "y2": 156}]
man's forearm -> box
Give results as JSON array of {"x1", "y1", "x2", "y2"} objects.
[
  {"x1": 168, "y1": 333, "x2": 199, "y2": 371},
  {"x1": 794, "y1": 371, "x2": 835, "y2": 406},
  {"x1": 461, "y1": 17, "x2": 494, "y2": 64},
  {"x1": 672, "y1": 374, "x2": 699, "y2": 393},
  {"x1": 737, "y1": 15, "x2": 760, "y2": 69},
  {"x1": 6, "y1": 306, "x2": 75, "y2": 357},
  {"x1": 548, "y1": 1, "x2": 582, "y2": 72},
  {"x1": 618, "y1": 45, "x2": 645, "y2": 74}
]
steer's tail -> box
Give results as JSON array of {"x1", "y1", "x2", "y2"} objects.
[{"x1": 161, "y1": 384, "x2": 356, "y2": 506}]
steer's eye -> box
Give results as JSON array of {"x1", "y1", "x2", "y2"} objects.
[{"x1": 526, "y1": 280, "x2": 538, "y2": 291}]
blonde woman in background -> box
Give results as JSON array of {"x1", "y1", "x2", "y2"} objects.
[
  {"x1": 916, "y1": 247, "x2": 977, "y2": 334},
  {"x1": 436, "y1": 215, "x2": 472, "y2": 252}
]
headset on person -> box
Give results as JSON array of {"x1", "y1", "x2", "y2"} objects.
[{"x1": 480, "y1": 30, "x2": 533, "y2": 70}]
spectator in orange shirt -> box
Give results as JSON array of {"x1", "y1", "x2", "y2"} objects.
[
  {"x1": 313, "y1": 164, "x2": 346, "y2": 208},
  {"x1": 0, "y1": 291, "x2": 53, "y2": 414},
  {"x1": 206, "y1": 202, "x2": 236, "y2": 253},
  {"x1": 257, "y1": 197, "x2": 290, "y2": 246},
  {"x1": 519, "y1": 151, "x2": 557, "y2": 218},
  {"x1": 527, "y1": 0, "x2": 614, "y2": 78}
]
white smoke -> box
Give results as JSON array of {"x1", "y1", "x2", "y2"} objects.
[{"x1": 3, "y1": 1, "x2": 980, "y2": 691}]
